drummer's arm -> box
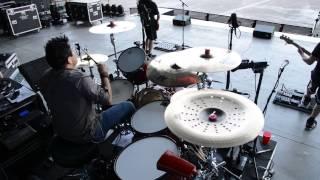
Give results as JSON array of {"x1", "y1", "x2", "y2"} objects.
[{"x1": 98, "y1": 64, "x2": 112, "y2": 105}]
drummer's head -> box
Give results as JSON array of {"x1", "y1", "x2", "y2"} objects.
[{"x1": 45, "y1": 35, "x2": 77, "y2": 70}]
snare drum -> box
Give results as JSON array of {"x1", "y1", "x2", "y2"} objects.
[
  {"x1": 114, "y1": 136, "x2": 178, "y2": 180},
  {"x1": 131, "y1": 101, "x2": 168, "y2": 137},
  {"x1": 110, "y1": 79, "x2": 134, "y2": 105},
  {"x1": 117, "y1": 47, "x2": 147, "y2": 85}
]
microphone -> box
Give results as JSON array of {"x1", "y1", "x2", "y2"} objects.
[
  {"x1": 228, "y1": 13, "x2": 239, "y2": 28},
  {"x1": 280, "y1": 59, "x2": 289, "y2": 70}
]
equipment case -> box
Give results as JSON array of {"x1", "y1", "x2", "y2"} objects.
[{"x1": 5, "y1": 4, "x2": 41, "y2": 36}]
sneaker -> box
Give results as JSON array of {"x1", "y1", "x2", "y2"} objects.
[
  {"x1": 301, "y1": 96, "x2": 311, "y2": 106},
  {"x1": 305, "y1": 117, "x2": 317, "y2": 131}
]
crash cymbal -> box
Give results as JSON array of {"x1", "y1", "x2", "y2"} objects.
[
  {"x1": 77, "y1": 54, "x2": 109, "y2": 67},
  {"x1": 147, "y1": 52, "x2": 200, "y2": 87},
  {"x1": 89, "y1": 21, "x2": 136, "y2": 34},
  {"x1": 176, "y1": 47, "x2": 241, "y2": 73},
  {"x1": 165, "y1": 89, "x2": 264, "y2": 148}
]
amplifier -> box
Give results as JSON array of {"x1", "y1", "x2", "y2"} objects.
[
  {"x1": 5, "y1": 4, "x2": 41, "y2": 36},
  {"x1": 66, "y1": 0, "x2": 103, "y2": 24},
  {"x1": 173, "y1": 15, "x2": 191, "y2": 26}
]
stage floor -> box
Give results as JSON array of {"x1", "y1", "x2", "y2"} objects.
[
  {"x1": 1, "y1": 9, "x2": 320, "y2": 179},
  {"x1": 104, "y1": 0, "x2": 320, "y2": 28}
]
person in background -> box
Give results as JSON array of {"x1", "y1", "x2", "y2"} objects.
[
  {"x1": 298, "y1": 42, "x2": 320, "y2": 130},
  {"x1": 137, "y1": 0, "x2": 160, "y2": 58}
]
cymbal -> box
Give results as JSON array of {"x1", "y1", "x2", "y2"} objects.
[
  {"x1": 176, "y1": 47, "x2": 242, "y2": 73},
  {"x1": 165, "y1": 89, "x2": 264, "y2": 148},
  {"x1": 89, "y1": 21, "x2": 136, "y2": 34},
  {"x1": 77, "y1": 54, "x2": 109, "y2": 67},
  {"x1": 147, "y1": 53, "x2": 200, "y2": 87}
]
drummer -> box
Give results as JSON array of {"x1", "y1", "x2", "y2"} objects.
[{"x1": 40, "y1": 35, "x2": 136, "y2": 143}]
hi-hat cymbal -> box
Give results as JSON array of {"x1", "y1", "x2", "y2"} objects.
[
  {"x1": 165, "y1": 89, "x2": 264, "y2": 148},
  {"x1": 77, "y1": 54, "x2": 109, "y2": 67},
  {"x1": 147, "y1": 53, "x2": 200, "y2": 87},
  {"x1": 89, "y1": 21, "x2": 136, "y2": 34},
  {"x1": 176, "y1": 47, "x2": 241, "y2": 73}
]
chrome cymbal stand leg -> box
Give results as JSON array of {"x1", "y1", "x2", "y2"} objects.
[{"x1": 110, "y1": 33, "x2": 120, "y2": 77}]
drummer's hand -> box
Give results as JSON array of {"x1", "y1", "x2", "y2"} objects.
[{"x1": 97, "y1": 63, "x2": 108, "y2": 76}]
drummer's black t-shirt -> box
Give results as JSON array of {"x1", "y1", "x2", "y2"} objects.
[
  {"x1": 311, "y1": 43, "x2": 320, "y2": 84},
  {"x1": 40, "y1": 69, "x2": 109, "y2": 143}
]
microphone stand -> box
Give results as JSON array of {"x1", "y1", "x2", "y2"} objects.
[
  {"x1": 226, "y1": 25, "x2": 237, "y2": 90},
  {"x1": 312, "y1": 11, "x2": 320, "y2": 36},
  {"x1": 178, "y1": 0, "x2": 188, "y2": 49},
  {"x1": 263, "y1": 64, "x2": 287, "y2": 114}
]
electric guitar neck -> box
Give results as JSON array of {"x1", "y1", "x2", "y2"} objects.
[{"x1": 280, "y1": 35, "x2": 311, "y2": 56}]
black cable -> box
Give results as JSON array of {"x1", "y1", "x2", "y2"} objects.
[{"x1": 0, "y1": 165, "x2": 8, "y2": 180}]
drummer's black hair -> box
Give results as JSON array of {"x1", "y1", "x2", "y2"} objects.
[{"x1": 45, "y1": 35, "x2": 73, "y2": 70}]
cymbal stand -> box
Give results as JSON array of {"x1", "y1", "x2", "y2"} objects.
[
  {"x1": 195, "y1": 148, "x2": 226, "y2": 179},
  {"x1": 110, "y1": 33, "x2": 121, "y2": 77},
  {"x1": 178, "y1": 0, "x2": 188, "y2": 50}
]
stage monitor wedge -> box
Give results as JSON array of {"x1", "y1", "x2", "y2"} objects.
[
  {"x1": 253, "y1": 24, "x2": 275, "y2": 39},
  {"x1": 173, "y1": 15, "x2": 191, "y2": 26},
  {"x1": 18, "y1": 57, "x2": 51, "y2": 91}
]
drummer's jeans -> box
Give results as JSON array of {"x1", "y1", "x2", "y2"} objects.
[{"x1": 93, "y1": 101, "x2": 136, "y2": 143}]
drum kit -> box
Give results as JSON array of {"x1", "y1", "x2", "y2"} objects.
[{"x1": 87, "y1": 20, "x2": 265, "y2": 179}]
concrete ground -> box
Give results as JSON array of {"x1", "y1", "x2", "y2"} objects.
[{"x1": 1, "y1": 2, "x2": 320, "y2": 180}]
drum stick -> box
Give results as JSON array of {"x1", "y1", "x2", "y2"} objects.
[{"x1": 81, "y1": 48, "x2": 99, "y2": 65}]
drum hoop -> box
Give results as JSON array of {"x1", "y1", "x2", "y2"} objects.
[
  {"x1": 113, "y1": 135, "x2": 178, "y2": 179},
  {"x1": 118, "y1": 47, "x2": 145, "y2": 72}
]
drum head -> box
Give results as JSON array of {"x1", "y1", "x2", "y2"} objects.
[
  {"x1": 131, "y1": 101, "x2": 167, "y2": 134},
  {"x1": 118, "y1": 47, "x2": 145, "y2": 73},
  {"x1": 111, "y1": 79, "x2": 134, "y2": 104},
  {"x1": 115, "y1": 136, "x2": 178, "y2": 180}
]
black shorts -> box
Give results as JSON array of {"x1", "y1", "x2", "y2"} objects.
[
  {"x1": 307, "y1": 80, "x2": 320, "y2": 104},
  {"x1": 145, "y1": 25, "x2": 157, "y2": 40}
]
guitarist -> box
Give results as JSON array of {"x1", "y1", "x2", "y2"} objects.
[
  {"x1": 298, "y1": 42, "x2": 320, "y2": 130},
  {"x1": 137, "y1": 0, "x2": 160, "y2": 58}
]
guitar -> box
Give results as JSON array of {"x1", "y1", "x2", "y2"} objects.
[{"x1": 280, "y1": 35, "x2": 311, "y2": 56}]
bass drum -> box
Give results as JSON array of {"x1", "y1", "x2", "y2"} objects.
[{"x1": 110, "y1": 79, "x2": 134, "y2": 105}]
